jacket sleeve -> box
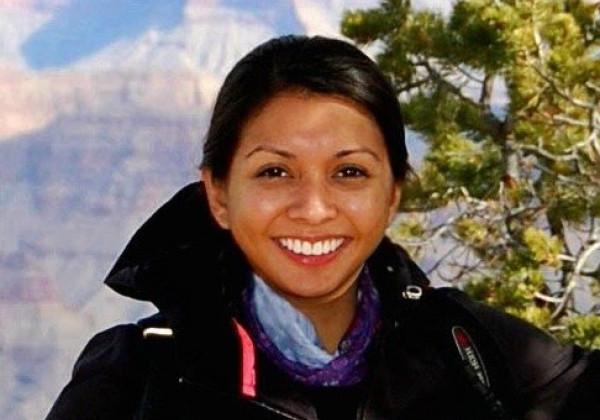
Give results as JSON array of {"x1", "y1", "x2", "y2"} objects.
[
  {"x1": 555, "y1": 349, "x2": 600, "y2": 420},
  {"x1": 443, "y1": 289, "x2": 599, "y2": 420},
  {"x1": 45, "y1": 324, "x2": 149, "y2": 420}
]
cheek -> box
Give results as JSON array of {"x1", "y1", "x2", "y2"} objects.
[
  {"x1": 345, "y1": 202, "x2": 390, "y2": 235},
  {"x1": 342, "y1": 186, "x2": 395, "y2": 229},
  {"x1": 227, "y1": 185, "x2": 287, "y2": 232}
]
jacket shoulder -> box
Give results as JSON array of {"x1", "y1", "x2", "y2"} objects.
[
  {"x1": 434, "y1": 288, "x2": 569, "y2": 388},
  {"x1": 46, "y1": 323, "x2": 148, "y2": 420},
  {"x1": 431, "y1": 287, "x2": 599, "y2": 419}
]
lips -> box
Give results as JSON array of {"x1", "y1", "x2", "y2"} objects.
[{"x1": 274, "y1": 236, "x2": 350, "y2": 266}]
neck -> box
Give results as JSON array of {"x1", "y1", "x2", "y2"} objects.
[{"x1": 288, "y1": 281, "x2": 359, "y2": 354}]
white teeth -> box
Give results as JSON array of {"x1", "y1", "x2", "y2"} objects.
[
  {"x1": 293, "y1": 239, "x2": 302, "y2": 253},
  {"x1": 278, "y1": 238, "x2": 345, "y2": 256},
  {"x1": 302, "y1": 241, "x2": 311, "y2": 255},
  {"x1": 313, "y1": 242, "x2": 323, "y2": 255}
]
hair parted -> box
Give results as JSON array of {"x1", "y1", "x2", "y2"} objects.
[{"x1": 200, "y1": 34, "x2": 410, "y2": 181}]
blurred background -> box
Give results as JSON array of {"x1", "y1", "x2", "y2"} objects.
[{"x1": 0, "y1": 1, "x2": 447, "y2": 418}]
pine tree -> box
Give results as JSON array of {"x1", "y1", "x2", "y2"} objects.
[{"x1": 342, "y1": 0, "x2": 600, "y2": 348}]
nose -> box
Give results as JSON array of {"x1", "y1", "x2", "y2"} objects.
[{"x1": 287, "y1": 177, "x2": 337, "y2": 224}]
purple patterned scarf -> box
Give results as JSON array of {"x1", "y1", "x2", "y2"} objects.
[{"x1": 241, "y1": 266, "x2": 381, "y2": 387}]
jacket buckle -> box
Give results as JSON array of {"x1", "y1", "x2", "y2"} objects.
[{"x1": 402, "y1": 285, "x2": 423, "y2": 300}]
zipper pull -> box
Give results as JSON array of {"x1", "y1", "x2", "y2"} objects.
[{"x1": 402, "y1": 285, "x2": 423, "y2": 300}]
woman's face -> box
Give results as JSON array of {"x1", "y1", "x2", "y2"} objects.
[{"x1": 203, "y1": 92, "x2": 401, "y2": 308}]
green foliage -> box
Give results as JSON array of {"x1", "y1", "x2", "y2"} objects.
[
  {"x1": 448, "y1": 0, "x2": 519, "y2": 71},
  {"x1": 463, "y1": 267, "x2": 546, "y2": 313},
  {"x1": 455, "y1": 217, "x2": 489, "y2": 248},
  {"x1": 343, "y1": 0, "x2": 600, "y2": 346},
  {"x1": 393, "y1": 218, "x2": 426, "y2": 238},
  {"x1": 557, "y1": 315, "x2": 600, "y2": 350},
  {"x1": 426, "y1": 134, "x2": 504, "y2": 198},
  {"x1": 522, "y1": 227, "x2": 563, "y2": 267}
]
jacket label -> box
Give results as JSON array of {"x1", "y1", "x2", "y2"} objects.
[{"x1": 451, "y1": 326, "x2": 490, "y2": 388}]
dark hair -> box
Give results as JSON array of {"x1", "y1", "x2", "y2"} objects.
[{"x1": 200, "y1": 35, "x2": 410, "y2": 181}]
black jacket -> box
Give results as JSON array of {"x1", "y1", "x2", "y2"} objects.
[{"x1": 46, "y1": 182, "x2": 600, "y2": 420}]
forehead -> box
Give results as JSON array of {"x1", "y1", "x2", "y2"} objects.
[{"x1": 236, "y1": 92, "x2": 386, "y2": 156}]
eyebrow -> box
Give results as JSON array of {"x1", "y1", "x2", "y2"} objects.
[
  {"x1": 245, "y1": 146, "x2": 295, "y2": 159},
  {"x1": 245, "y1": 145, "x2": 381, "y2": 161},
  {"x1": 335, "y1": 148, "x2": 381, "y2": 161}
]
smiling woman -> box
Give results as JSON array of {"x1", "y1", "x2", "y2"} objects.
[
  {"x1": 202, "y1": 93, "x2": 401, "y2": 353},
  {"x1": 46, "y1": 35, "x2": 600, "y2": 420}
]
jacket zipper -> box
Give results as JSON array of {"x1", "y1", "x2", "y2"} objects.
[
  {"x1": 355, "y1": 398, "x2": 367, "y2": 420},
  {"x1": 178, "y1": 376, "x2": 307, "y2": 420}
]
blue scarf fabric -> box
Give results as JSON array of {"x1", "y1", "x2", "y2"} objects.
[{"x1": 241, "y1": 266, "x2": 381, "y2": 387}]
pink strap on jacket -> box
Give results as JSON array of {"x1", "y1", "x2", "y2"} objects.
[{"x1": 233, "y1": 319, "x2": 257, "y2": 397}]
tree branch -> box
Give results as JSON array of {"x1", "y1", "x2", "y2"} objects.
[
  {"x1": 552, "y1": 233, "x2": 600, "y2": 319},
  {"x1": 552, "y1": 114, "x2": 594, "y2": 128},
  {"x1": 518, "y1": 140, "x2": 578, "y2": 162},
  {"x1": 586, "y1": 81, "x2": 600, "y2": 94},
  {"x1": 479, "y1": 72, "x2": 495, "y2": 108},
  {"x1": 426, "y1": 243, "x2": 462, "y2": 275},
  {"x1": 412, "y1": 58, "x2": 504, "y2": 138},
  {"x1": 551, "y1": 278, "x2": 577, "y2": 320},
  {"x1": 565, "y1": 130, "x2": 600, "y2": 154},
  {"x1": 531, "y1": 65, "x2": 595, "y2": 110},
  {"x1": 452, "y1": 63, "x2": 485, "y2": 83},
  {"x1": 395, "y1": 77, "x2": 433, "y2": 93},
  {"x1": 575, "y1": 240, "x2": 600, "y2": 277},
  {"x1": 534, "y1": 291, "x2": 564, "y2": 304}
]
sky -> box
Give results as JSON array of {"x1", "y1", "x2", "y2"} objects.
[
  {"x1": 22, "y1": 0, "x2": 186, "y2": 68},
  {"x1": 18, "y1": 0, "x2": 452, "y2": 70}
]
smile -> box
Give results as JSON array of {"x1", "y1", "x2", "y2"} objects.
[{"x1": 277, "y1": 237, "x2": 345, "y2": 256}]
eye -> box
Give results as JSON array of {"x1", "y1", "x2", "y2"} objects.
[
  {"x1": 335, "y1": 165, "x2": 368, "y2": 178},
  {"x1": 256, "y1": 166, "x2": 290, "y2": 178}
]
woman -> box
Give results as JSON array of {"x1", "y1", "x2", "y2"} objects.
[{"x1": 47, "y1": 35, "x2": 598, "y2": 420}]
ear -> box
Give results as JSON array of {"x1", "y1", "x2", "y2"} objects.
[
  {"x1": 201, "y1": 168, "x2": 231, "y2": 230},
  {"x1": 386, "y1": 182, "x2": 402, "y2": 226}
]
